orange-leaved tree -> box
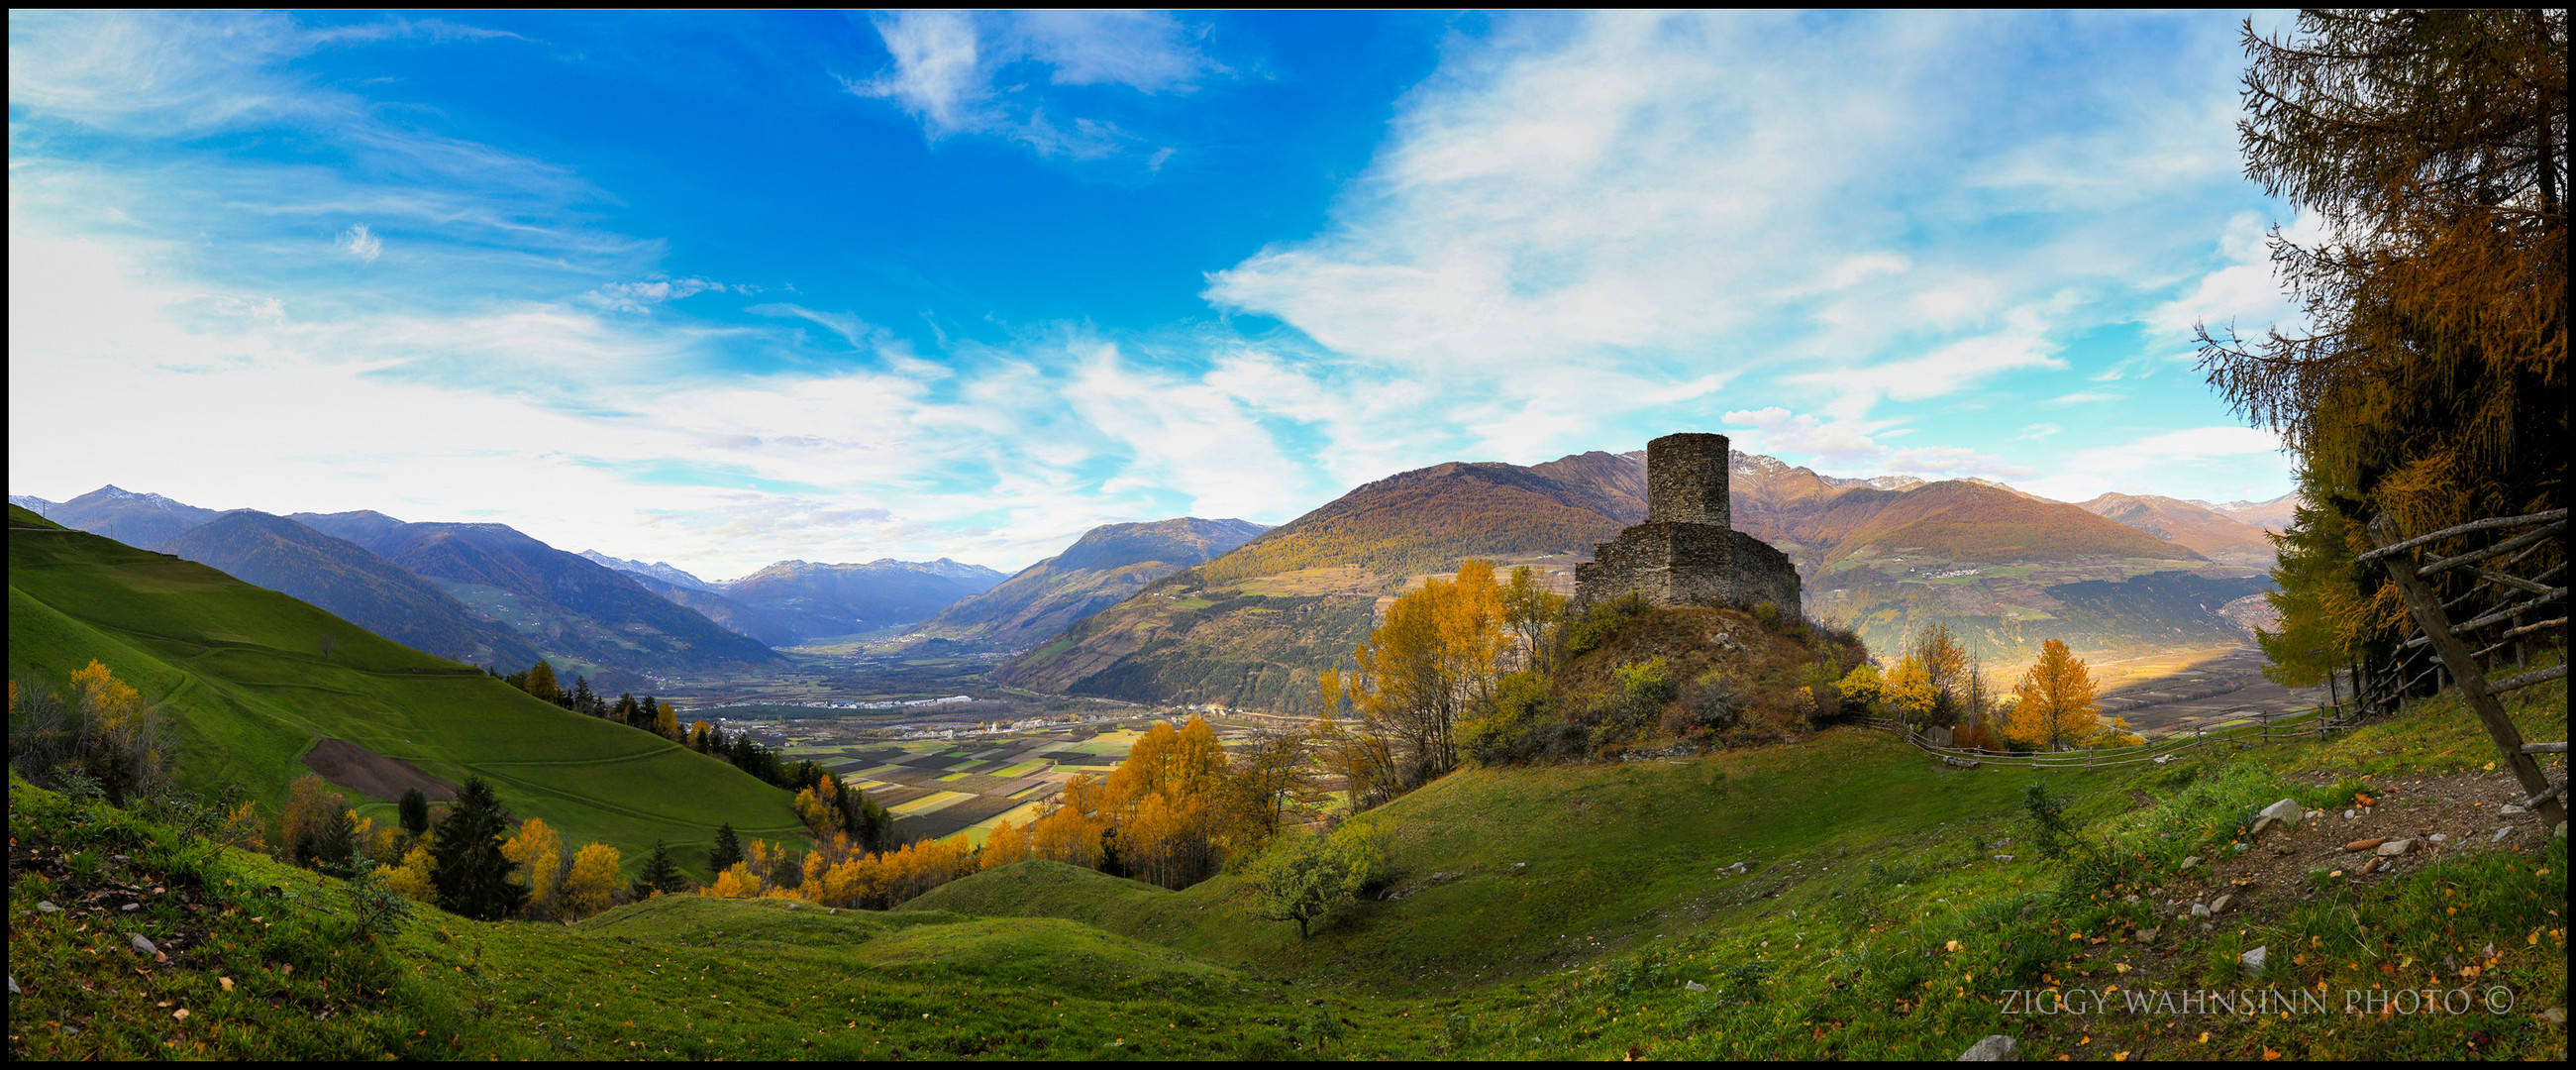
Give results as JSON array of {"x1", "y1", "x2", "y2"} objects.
[{"x1": 2005, "y1": 639, "x2": 2103, "y2": 752}]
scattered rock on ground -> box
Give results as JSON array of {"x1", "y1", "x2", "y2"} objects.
[
  {"x1": 2493, "y1": 826, "x2": 2519, "y2": 843},
  {"x1": 2376, "y1": 838, "x2": 2414, "y2": 856},
  {"x1": 2241, "y1": 945, "x2": 2269, "y2": 976},
  {"x1": 129, "y1": 933, "x2": 156, "y2": 956},
  {"x1": 2212, "y1": 894, "x2": 2234, "y2": 915},
  {"x1": 1958, "y1": 1034, "x2": 2020, "y2": 1061},
  {"x1": 1684, "y1": 980, "x2": 1707, "y2": 993},
  {"x1": 36, "y1": 901, "x2": 59, "y2": 913},
  {"x1": 2181, "y1": 855, "x2": 2203, "y2": 870}
]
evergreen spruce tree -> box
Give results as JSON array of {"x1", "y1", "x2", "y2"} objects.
[
  {"x1": 398, "y1": 787, "x2": 432, "y2": 839},
  {"x1": 430, "y1": 775, "x2": 529, "y2": 920},
  {"x1": 630, "y1": 840, "x2": 686, "y2": 899},
  {"x1": 303, "y1": 807, "x2": 359, "y2": 878},
  {"x1": 707, "y1": 821, "x2": 745, "y2": 873},
  {"x1": 632, "y1": 694, "x2": 659, "y2": 731},
  {"x1": 612, "y1": 693, "x2": 639, "y2": 724},
  {"x1": 569, "y1": 676, "x2": 596, "y2": 715}
]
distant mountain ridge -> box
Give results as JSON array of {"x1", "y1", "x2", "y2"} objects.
[
  {"x1": 162, "y1": 510, "x2": 545, "y2": 670},
  {"x1": 919, "y1": 517, "x2": 1270, "y2": 647},
  {"x1": 2077, "y1": 492, "x2": 2278, "y2": 567},
  {"x1": 719, "y1": 558, "x2": 1007, "y2": 643},
  {"x1": 580, "y1": 551, "x2": 718, "y2": 591},
  {"x1": 289, "y1": 510, "x2": 778, "y2": 679},
  {"x1": 26, "y1": 484, "x2": 221, "y2": 551}
]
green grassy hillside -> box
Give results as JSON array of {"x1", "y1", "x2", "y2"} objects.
[
  {"x1": 9, "y1": 664, "x2": 2563, "y2": 1060},
  {"x1": 7, "y1": 505, "x2": 801, "y2": 876}
]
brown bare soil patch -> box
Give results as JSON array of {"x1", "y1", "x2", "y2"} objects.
[{"x1": 299, "y1": 737, "x2": 457, "y2": 802}]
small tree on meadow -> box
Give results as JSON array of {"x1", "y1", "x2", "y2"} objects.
[
  {"x1": 1245, "y1": 824, "x2": 1385, "y2": 939},
  {"x1": 2005, "y1": 639, "x2": 2103, "y2": 752},
  {"x1": 398, "y1": 788, "x2": 431, "y2": 839},
  {"x1": 632, "y1": 839, "x2": 687, "y2": 899},
  {"x1": 430, "y1": 775, "x2": 529, "y2": 920},
  {"x1": 707, "y1": 821, "x2": 745, "y2": 873}
]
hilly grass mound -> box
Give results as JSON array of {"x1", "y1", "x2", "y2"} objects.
[
  {"x1": 7, "y1": 507, "x2": 800, "y2": 876},
  {"x1": 908, "y1": 731, "x2": 2061, "y2": 995}
]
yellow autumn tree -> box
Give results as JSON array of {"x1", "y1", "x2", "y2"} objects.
[
  {"x1": 561, "y1": 843, "x2": 624, "y2": 918},
  {"x1": 706, "y1": 861, "x2": 761, "y2": 899},
  {"x1": 1334, "y1": 561, "x2": 1507, "y2": 791},
  {"x1": 653, "y1": 699, "x2": 680, "y2": 739},
  {"x1": 65, "y1": 659, "x2": 169, "y2": 801},
  {"x1": 2005, "y1": 639, "x2": 2105, "y2": 752},
  {"x1": 376, "y1": 841, "x2": 439, "y2": 904},
  {"x1": 793, "y1": 779, "x2": 841, "y2": 836},
  {"x1": 502, "y1": 816, "x2": 566, "y2": 918},
  {"x1": 1880, "y1": 655, "x2": 1939, "y2": 724}
]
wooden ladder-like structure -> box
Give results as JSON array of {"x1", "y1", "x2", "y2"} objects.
[{"x1": 2360, "y1": 508, "x2": 2568, "y2": 830}]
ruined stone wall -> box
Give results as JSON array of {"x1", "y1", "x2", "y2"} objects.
[
  {"x1": 1724, "y1": 530, "x2": 1803, "y2": 613},
  {"x1": 1572, "y1": 430, "x2": 1803, "y2": 617},
  {"x1": 1644, "y1": 432, "x2": 1730, "y2": 529}
]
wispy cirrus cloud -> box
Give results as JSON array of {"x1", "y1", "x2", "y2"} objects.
[{"x1": 849, "y1": 10, "x2": 1216, "y2": 160}]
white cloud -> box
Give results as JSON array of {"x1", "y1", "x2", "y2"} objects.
[
  {"x1": 2017, "y1": 424, "x2": 2288, "y2": 503},
  {"x1": 2148, "y1": 208, "x2": 2331, "y2": 344},
  {"x1": 1202, "y1": 8, "x2": 2243, "y2": 449},
  {"x1": 850, "y1": 10, "x2": 1210, "y2": 160},
  {"x1": 2048, "y1": 389, "x2": 2121, "y2": 404},
  {"x1": 587, "y1": 276, "x2": 726, "y2": 314},
  {"x1": 336, "y1": 224, "x2": 382, "y2": 263},
  {"x1": 1722, "y1": 404, "x2": 2032, "y2": 482}
]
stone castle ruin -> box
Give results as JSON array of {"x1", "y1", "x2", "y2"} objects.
[{"x1": 1573, "y1": 432, "x2": 1803, "y2": 616}]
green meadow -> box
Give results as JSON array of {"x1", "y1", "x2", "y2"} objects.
[{"x1": 7, "y1": 506, "x2": 801, "y2": 878}]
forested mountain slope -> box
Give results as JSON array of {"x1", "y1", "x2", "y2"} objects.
[{"x1": 918, "y1": 517, "x2": 1269, "y2": 648}]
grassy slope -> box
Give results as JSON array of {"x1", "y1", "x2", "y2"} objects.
[
  {"x1": 10, "y1": 646, "x2": 2563, "y2": 1060},
  {"x1": 8, "y1": 507, "x2": 801, "y2": 876}
]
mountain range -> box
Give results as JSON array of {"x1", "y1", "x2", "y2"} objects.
[
  {"x1": 161, "y1": 510, "x2": 547, "y2": 671},
  {"x1": 998, "y1": 449, "x2": 2289, "y2": 707},
  {"x1": 917, "y1": 517, "x2": 1270, "y2": 648},
  {"x1": 15, "y1": 448, "x2": 2292, "y2": 706}
]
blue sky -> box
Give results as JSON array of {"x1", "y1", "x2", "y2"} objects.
[{"x1": 9, "y1": 11, "x2": 2310, "y2": 579}]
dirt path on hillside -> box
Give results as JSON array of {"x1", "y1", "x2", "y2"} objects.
[{"x1": 301, "y1": 738, "x2": 458, "y2": 802}]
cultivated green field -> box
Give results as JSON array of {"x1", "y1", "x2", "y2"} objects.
[{"x1": 7, "y1": 507, "x2": 802, "y2": 878}]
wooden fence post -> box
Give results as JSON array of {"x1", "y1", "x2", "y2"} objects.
[{"x1": 2366, "y1": 515, "x2": 2567, "y2": 829}]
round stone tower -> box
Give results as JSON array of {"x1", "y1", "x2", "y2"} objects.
[{"x1": 1644, "y1": 432, "x2": 1730, "y2": 530}]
